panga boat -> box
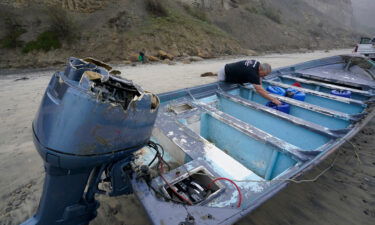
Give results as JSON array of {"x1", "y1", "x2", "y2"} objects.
[
  {"x1": 22, "y1": 55, "x2": 375, "y2": 225},
  {"x1": 132, "y1": 54, "x2": 375, "y2": 224}
]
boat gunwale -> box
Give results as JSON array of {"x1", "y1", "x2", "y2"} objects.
[{"x1": 282, "y1": 74, "x2": 375, "y2": 96}]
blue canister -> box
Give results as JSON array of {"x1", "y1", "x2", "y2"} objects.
[
  {"x1": 266, "y1": 86, "x2": 286, "y2": 96},
  {"x1": 286, "y1": 88, "x2": 306, "y2": 101},
  {"x1": 266, "y1": 102, "x2": 290, "y2": 114},
  {"x1": 331, "y1": 90, "x2": 351, "y2": 98}
]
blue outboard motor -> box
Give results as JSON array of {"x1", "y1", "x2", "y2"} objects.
[
  {"x1": 285, "y1": 88, "x2": 306, "y2": 101},
  {"x1": 266, "y1": 86, "x2": 286, "y2": 96},
  {"x1": 22, "y1": 57, "x2": 159, "y2": 225},
  {"x1": 331, "y1": 89, "x2": 352, "y2": 98}
]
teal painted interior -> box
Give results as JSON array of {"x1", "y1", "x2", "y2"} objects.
[
  {"x1": 237, "y1": 87, "x2": 350, "y2": 130},
  {"x1": 262, "y1": 84, "x2": 364, "y2": 114},
  {"x1": 217, "y1": 96, "x2": 331, "y2": 150},
  {"x1": 198, "y1": 89, "x2": 239, "y2": 104},
  {"x1": 277, "y1": 77, "x2": 369, "y2": 101},
  {"x1": 200, "y1": 113, "x2": 296, "y2": 180},
  {"x1": 288, "y1": 106, "x2": 349, "y2": 130},
  {"x1": 199, "y1": 95, "x2": 218, "y2": 104}
]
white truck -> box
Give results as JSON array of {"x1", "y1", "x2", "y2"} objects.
[{"x1": 353, "y1": 37, "x2": 375, "y2": 61}]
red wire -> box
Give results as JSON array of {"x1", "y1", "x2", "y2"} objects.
[
  {"x1": 157, "y1": 155, "x2": 241, "y2": 207},
  {"x1": 158, "y1": 156, "x2": 193, "y2": 205},
  {"x1": 208, "y1": 177, "x2": 242, "y2": 208}
]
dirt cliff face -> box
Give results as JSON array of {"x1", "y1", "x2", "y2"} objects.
[
  {"x1": 300, "y1": 0, "x2": 354, "y2": 29},
  {"x1": 0, "y1": 0, "x2": 360, "y2": 69},
  {"x1": 178, "y1": 0, "x2": 238, "y2": 10},
  {"x1": 198, "y1": 0, "x2": 357, "y2": 51},
  {"x1": 0, "y1": 0, "x2": 109, "y2": 12},
  {"x1": 61, "y1": 0, "x2": 110, "y2": 13}
]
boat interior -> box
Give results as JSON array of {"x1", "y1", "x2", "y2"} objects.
[{"x1": 132, "y1": 55, "x2": 375, "y2": 224}]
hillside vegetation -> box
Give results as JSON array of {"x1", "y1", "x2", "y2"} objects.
[{"x1": 0, "y1": 0, "x2": 361, "y2": 69}]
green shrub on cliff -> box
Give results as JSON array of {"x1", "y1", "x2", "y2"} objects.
[
  {"x1": 22, "y1": 31, "x2": 61, "y2": 53},
  {"x1": 0, "y1": 17, "x2": 26, "y2": 49},
  {"x1": 48, "y1": 6, "x2": 77, "y2": 42},
  {"x1": 0, "y1": 28, "x2": 26, "y2": 49},
  {"x1": 21, "y1": 6, "x2": 77, "y2": 53},
  {"x1": 145, "y1": 0, "x2": 168, "y2": 17}
]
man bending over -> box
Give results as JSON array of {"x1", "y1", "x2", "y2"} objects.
[{"x1": 218, "y1": 60, "x2": 282, "y2": 105}]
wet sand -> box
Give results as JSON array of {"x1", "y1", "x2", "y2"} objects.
[{"x1": 0, "y1": 49, "x2": 374, "y2": 225}]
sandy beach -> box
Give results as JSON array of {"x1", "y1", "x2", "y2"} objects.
[{"x1": 0, "y1": 49, "x2": 374, "y2": 225}]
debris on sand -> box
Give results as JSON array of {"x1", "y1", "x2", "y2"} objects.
[
  {"x1": 200, "y1": 72, "x2": 217, "y2": 77},
  {"x1": 14, "y1": 77, "x2": 29, "y2": 81}
]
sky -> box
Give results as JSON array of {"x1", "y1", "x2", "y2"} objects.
[{"x1": 351, "y1": 0, "x2": 375, "y2": 33}]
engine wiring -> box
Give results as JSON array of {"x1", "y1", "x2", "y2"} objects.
[
  {"x1": 143, "y1": 141, "x2": 191, "y2": 204},
  {"x1": 144, "y1": 140, "x2": 241, "y2": 207},
  {"x1": 158, "y1": 156, "x2": 193, "y2": 205},
  {"x1": 147, "y1": 140, "x2": 169, "y2": 168},
  {"x1": 208, "y1": 177, "x2": 242, "y2": 208},
  {"x1": 142, "y1": 138, "x2": 361, "y2": 208}
]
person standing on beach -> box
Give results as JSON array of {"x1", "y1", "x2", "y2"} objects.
[
  {"x1": 218, "y1": 59, "x2": 282, "y2": 105},
  {"x1": 138, "y1": 51, "x2": 146, "y2": 63}
]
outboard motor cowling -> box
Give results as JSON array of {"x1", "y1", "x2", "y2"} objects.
[{"x1": 22, "y1": 57, "x2": 159, "y2": 225}]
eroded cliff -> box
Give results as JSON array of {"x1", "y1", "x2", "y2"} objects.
[{"x1": 0, "y1": 0, "x2": 361, "y2": 68}]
